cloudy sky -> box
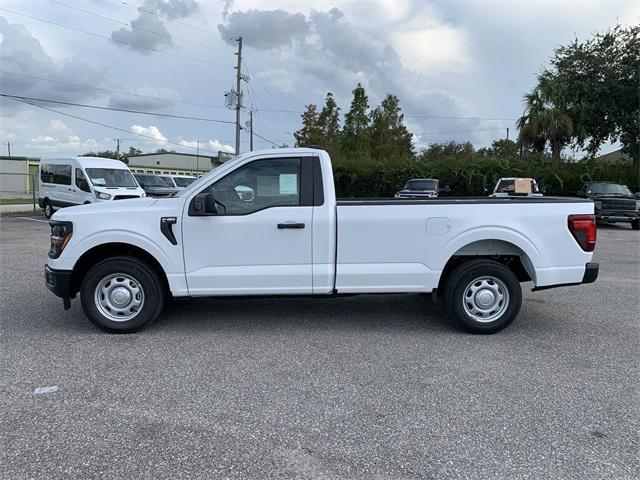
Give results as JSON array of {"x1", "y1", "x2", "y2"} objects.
[{"x1": 0, "y1": 0, "x2": 637, "y2": 158}]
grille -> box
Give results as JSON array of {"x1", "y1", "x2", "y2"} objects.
[
  {"x1": 601, "y1": 199, "x2": 635, "y2": 211},
  {"x1": 113, "y1": 195, "x2": 140, "y2": 200}
]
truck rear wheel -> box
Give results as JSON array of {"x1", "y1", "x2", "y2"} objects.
[
  {"x1": 445, "y1": 260, "x2": 522, "y2": 334},
  {"x1": 80, "y1": 256, "x2": 164, "y2": 333},
  {"x1": 631, "y1": 219, "x2": 640, "y2": 230}
]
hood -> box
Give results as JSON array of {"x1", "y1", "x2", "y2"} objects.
[
  {"x1": 397, "y1": 189, "x2": 437, "y2": 195},
  {"x1": 52, "y1": 197, "x2": 161, "y2": 220},
  {"x1": 590, "y1": 193, "x2": 636, "y2": 200}
]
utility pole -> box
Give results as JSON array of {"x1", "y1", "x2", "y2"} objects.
[
  {"x1": 506, "y1": 128, "x2": 509, "y2": 141},
  {"x1": 196, "y1": 139, "x2": 200, "y2": 173},
  {"x1": 115, "y1": 139, "x2": 120, "y2": 159},
  {"x1": 7, "y1": 142, "x2": 11, "y2": 157},
  {"x1": 234, "y1": 36, "x2": 243, "y2": 156},
  {"x1": 249, "y1": 110, "x2": 254, "y2": 151}
]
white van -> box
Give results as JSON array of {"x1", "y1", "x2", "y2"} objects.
[
  {"x1": 39, "y1": 157, "x2": 145, "y2": 218},
  {"x1": 161, "y1": 174, "x2": 197, "y2": 190}
]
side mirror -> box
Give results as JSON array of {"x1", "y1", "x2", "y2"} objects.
[{"x1": 189, "y1": 192, "x2": 217, "y2": 216}]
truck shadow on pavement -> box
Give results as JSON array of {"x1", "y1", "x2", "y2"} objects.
[{"x1": 151, "y1": 293, "x2": 453, "y2": 334}]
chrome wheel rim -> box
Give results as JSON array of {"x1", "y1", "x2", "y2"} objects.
[
  {"x1": 94, "y1": 273, "x2": 144, "y2": 322},
  {"x1": 462, "y1": 276, "x2": 509, "y2": 323}
]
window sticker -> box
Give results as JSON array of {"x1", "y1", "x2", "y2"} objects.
[
  {"x1": 279, "y1": 174, "x2": 298, "y2": 195},
  {"x1": 92, "y1": 178, "x2": 107, "y2": 185}
]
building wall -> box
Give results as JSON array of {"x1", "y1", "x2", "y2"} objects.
[
  {"x1": 0, "y1": 157, "x2": 37, "y2": 195},
  {"x1": 128, "y1": 153, "x2": 216, "y2": 174}
]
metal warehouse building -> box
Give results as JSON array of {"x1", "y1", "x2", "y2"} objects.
[{"x1": 127, "y1": 152, "x2": 233, "y2": 176}]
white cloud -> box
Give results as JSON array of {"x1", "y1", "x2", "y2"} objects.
[
  {"x1": 391, "y1": 26, "x2": 471, "y2": 74},
  {"x1": 130, "y1": 125, "x2": 168, "y2": 143},
  {"x1": 179, "y1": 138, "x2": 235, "y2": 154}
]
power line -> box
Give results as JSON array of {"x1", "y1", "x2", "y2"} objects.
[
  {"x1": 3, "y1": 96, "x2": 221, "y2": 155},
  {"x1": 0, "y1": 7, "x2": 234, "y2": 67},
  {"x1": 251, "y1": 131, "x2": 280, "y2": 147},
  {"x1": 47, "y1": 0, "x2": 232, "y2": 54},
  {"x1": 0, "y1": 94, "x2": 236, "y2": 124},
  {"x1": 0, "y1": 70, "x2": 224, "y2": 110}
]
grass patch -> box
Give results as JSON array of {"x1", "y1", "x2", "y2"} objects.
[{"x1": 0, "y1": 198, "x2": 36, "y2": 205}]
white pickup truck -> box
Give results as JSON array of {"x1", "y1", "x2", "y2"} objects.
[{"x1": 45, "y1": 148, "x2": 598, "y2": 334}]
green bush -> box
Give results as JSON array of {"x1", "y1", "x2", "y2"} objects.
[{"x1": 332, "y1": 155, "x2": 640, "y2": 197}]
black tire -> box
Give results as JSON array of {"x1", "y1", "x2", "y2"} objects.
[
  {"x1": 631, "y1": 219, "x2": 640, "y2": 230},
  {"x1": 80, "y1": 256, "x2": 165, "y2": 333},
  {"x1": 43, "y1": 201, "x2": 54, "y2": 219},
  {"x1": 445, "y1": 260, "x2": 522, "y2": 334}
]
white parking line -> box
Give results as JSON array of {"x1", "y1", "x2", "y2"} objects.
[{"x1": 16, "y1": 217, "x2": 49, "y2": 223}]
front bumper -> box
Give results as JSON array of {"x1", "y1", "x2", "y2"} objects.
[
  {"x1": 532, "y1": 262, "x2": 599, "y2": 291},
  {"x1": 44, "y1": 265, "x2": 74, "y2": 309},
  {"x1": 596, "y1": 210, "x2": 639, "y2": 223}
]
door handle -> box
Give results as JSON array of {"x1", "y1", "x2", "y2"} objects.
[{"x1": 277, "y1": 222, "x2": 305, "y2": 229}]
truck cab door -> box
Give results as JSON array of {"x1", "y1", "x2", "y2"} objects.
[{"x1": 181, "y1": 156, "x2": 314, "y2": 295}]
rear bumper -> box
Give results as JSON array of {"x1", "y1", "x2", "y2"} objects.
[
  {"x1": 44, "y1": 265, "x2": 74, "y2": 308},
  {"x1": 532, "y1": 262, "x2": 599, "y2": 291}
]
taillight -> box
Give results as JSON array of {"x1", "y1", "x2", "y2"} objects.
[{"x1": 568, "y1": 214, "x2": 596, "y2": 252}]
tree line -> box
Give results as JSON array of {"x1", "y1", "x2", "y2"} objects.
[
  {"x1": 294, "y1": 24, "x2": 638, "y2": 167},
  {"x1": 293, "y1": 85, "x2": 413, "y2": 162}
]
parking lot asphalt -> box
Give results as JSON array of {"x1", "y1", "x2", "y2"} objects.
[{"x1": 0, "y1": 216, "x2": 638, "y2": 479}]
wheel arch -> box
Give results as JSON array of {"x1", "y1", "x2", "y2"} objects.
[
  {"x1": 70, "y1": 242, "x2": 170, "y2": 297},
  {"x1": 437, "y1": 238, "x2": 537, "y2": 295}
]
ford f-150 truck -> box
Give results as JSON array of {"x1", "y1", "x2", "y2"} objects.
[{"x1": 44, "y1": 148, "x2": 599, "y2": 334}]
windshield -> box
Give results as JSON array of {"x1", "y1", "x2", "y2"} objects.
[
  {"x1": 174, "y1": 177, "x2": 196, "y2": 187},
  {"x1": 587, "y1": 183, "x2": 632, "y2": 196},
  {"x1": 86, "y1": 168, "x2": 138, "y2": 188},
  {"x1": 135, "y1": 174, "x2": 173, "y2": 188},
  {"x1": 158, "y1": 176, "x2": 176, "y2": 187},
  {"x1": 495, "y1": 179, "x2": 540, "y2": 194},
  {"x1": 404, "y1": 179, "x2": 438, "y2": 191}
]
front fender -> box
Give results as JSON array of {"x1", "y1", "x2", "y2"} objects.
[{"x1": 51, "y1": 229, "x2": 174, "y2": 274}]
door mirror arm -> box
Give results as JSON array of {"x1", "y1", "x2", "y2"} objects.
[{"x1": 189, "y1": 192, "x2": 218, "y2": 216}]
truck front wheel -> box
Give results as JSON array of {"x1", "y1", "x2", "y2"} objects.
[
  {"x1": 80, "y1": 256, "x2": 165, "y2": 333},
  {"x1": 445, "y1": 260, "x2": 522, "y2": 334},
  {"x1": 631, "y1": 219, "x2": 640, "y2": 230}
]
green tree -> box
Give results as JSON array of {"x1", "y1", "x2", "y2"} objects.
[
  {"x1": 535, "y1": 25, "x2": 639, "y2": 165},
  {"x1": 418, "y1": 141, "x2": 475, "y2": 160},
  {"x1": 293, "y1": 104, "x2": 323, "y2": 147},
  {"x1": 317, "y1": 92, "x2": 341, "y2": 153},
  {"x1": 517, "y1": 82, "x2": 573, "y2": 166},
  {"x1": 478, "y1": 139, "x2": 519, "y2": 158},
  {"x1": 342, "y1": 83, "x2": 370, "y2": 156},
  {"x1": 368, "y1": 94, "x2": 413, "y2": 160}
]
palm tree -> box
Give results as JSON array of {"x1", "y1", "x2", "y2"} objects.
[{"x1": 517, "y1": 85, "x2": 573, "y2": 166}]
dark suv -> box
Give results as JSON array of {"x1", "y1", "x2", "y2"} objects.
[{"x1": 579, "y1": 181, "x2": 640, "y2": 230}]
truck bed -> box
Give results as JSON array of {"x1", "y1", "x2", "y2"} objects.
[{"x1": 337, "y1": 196, "x2": 593, "y2": 205}]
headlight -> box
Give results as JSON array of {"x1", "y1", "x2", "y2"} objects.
[
  {"x1": 49, "y1": 221, "x2": 73, "y2": 259},
  {"x1": 95, "y1": 191, "x2": 111, "y2": 200},
  {"x1": 594, "y1": 200, "x2": 602, "y2": 210}
]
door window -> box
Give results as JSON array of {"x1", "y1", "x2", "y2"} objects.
[
  {"x1": 208, "y1": 158, "x2": 301, "y2": 215},
  {"x1": 75, "y1": 169, "x2": 91, "y2": 192}
]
